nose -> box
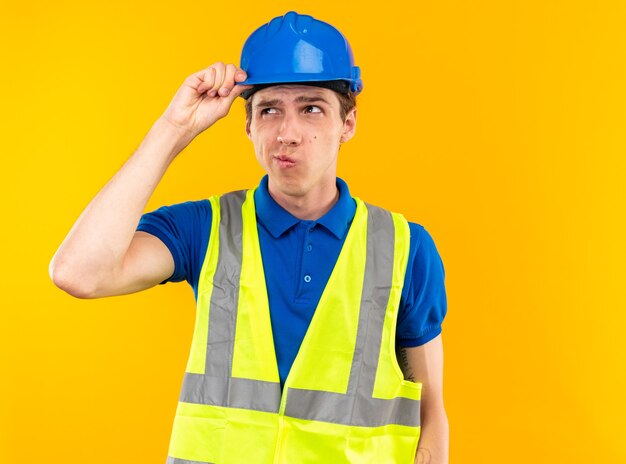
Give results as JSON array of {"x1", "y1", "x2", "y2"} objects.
[
  {"x1": 277, "y1": 112, "x2": 302, "y2": 146},
  {"x1": 277, "y1": 135, "x2": 300, "y2": 145}
]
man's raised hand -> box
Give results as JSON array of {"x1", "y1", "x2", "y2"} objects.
[{"x1": 161, "y1": 62, "x2": 252, "y2": 139}]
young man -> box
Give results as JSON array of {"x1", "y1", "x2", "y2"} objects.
[{"x1": 50, "y1": 11, "x2": 448, "y2": 464}]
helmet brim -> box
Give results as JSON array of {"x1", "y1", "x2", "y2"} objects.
[{"x1": 239, "y1": 79, "x2": 356, "y2": 100}]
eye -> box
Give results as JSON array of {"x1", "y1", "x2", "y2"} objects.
[
  {"x1": 260, "y1": 108, "x2": 278, "y2": 115},
  {"x1": 304, "y1": 105, "x2": 323, "y2": 114}
]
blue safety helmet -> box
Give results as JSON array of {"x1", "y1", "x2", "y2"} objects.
[{"x1": 239, "y1": 11, "x2": 363, "y2": 99}]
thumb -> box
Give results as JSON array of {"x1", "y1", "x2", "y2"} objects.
[{"x1": 227, "y1": 84, "x2": 254, "y2": 101}]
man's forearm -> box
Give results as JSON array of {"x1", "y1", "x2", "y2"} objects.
[
  {"x1": 50, "y1": 117, "x2": 192, "y2": 295},
  {"x1": 396, "y1": 339, "x2": 448, "y2": 464},
  {"x1": 415, "y1": 407, "x2": 449, "y2": 464}
]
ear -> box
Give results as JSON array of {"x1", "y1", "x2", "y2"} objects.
[
  {"x1": 246, "y1": 118, "x2": 251, "y2": 139},
  {"x1": 340, "y1": 108, "x2": 357, "y2": 143}
]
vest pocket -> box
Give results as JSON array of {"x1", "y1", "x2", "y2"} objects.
[
  {"x1": 168, "y1": 404, "x2": 226, "y2": 464},
  {"x1": 351, "y1": 425, "x2": 421, "y2": 464},
  {"x1": 279, "y1": 416, "x2": 420, "y2": 464}
]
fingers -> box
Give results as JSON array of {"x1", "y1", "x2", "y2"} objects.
[
  {"x1": 195, "y1": 63, "x2": 248, "y2": 98},
  {"x1": 194, "y1": 67, "x2": 215, "y2": 94},
  {"x1": 218, "y1": 64, "x2": 238, "y2": 97}
]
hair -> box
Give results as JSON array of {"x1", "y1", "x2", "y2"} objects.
[{"x1": 244, "y1": 88, "x2": 357, "y2": 122}]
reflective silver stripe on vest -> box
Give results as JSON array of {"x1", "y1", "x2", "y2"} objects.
[
  {"x1": 180, "y1": 374, "x2": 281, "y2": 413},
  {"x1": 284, "y1": 204, "x2": 421, "y2": 427},
  {"x1": 167, "y1": 457, "x2": 214, "y2": 464},
  {"x1": 179, "y1": 190, "x2": 281, "y2": 413},
  {"x1": 206, "y1": 191, "x2": 244, "y2": 378},
  {"x1": 282, "y1": 388, "x2": 420, "y2": 428}
]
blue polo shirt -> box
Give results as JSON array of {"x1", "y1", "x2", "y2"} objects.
[{"x1": 137, "y1": 176, "x2": 447, "y2": 386}]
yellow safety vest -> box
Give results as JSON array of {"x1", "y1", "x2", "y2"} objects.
[{"x1": 166, "y1": 189, "x2": 421, "y2": 464}]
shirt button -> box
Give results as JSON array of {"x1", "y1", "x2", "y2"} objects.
[
  {"x1": 308, "y1": 225, "x2": 315, "y2": 232},
  {"x1": 304, "y1": 275, "x2": 311, "y2": 283},
  {"x1": 306, "y1": 244, "x2": 313, "y2": 252}
]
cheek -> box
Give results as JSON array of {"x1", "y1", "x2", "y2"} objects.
[{"x1": 250, "y1": 130, "x2": 273, "y2": 153}]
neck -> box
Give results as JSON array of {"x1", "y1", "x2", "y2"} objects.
[{"x1": 267, "y1": 178, "x2": 339, "y2": 221}]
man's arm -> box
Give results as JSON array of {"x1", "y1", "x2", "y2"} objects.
[
  {"x1": 49, "y1": 63, "x2": 251, "y2": 298},
  {"x1": 397, "y1": 334, "x2": 449, "y2": 464}
]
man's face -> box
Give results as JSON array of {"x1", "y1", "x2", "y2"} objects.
[{"x1": 246, "y1": 85, "x2": 356, "y2": 199}]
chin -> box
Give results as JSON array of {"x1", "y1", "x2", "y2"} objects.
[
  {"x1": 278, "y1": 184, "x2": 308, "y2": 198},
  {"x1": 273, "y1": 176, "x2": 309, "y2": 198}
]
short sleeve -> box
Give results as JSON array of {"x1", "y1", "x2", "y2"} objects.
[
  {"x1": 396, "y1": 223, "x2": 448, "y2": 347},
  {"x1": 136, "y1": 200, "x2": 212, "y2": 291}
]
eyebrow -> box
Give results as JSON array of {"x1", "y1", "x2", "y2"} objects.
[
  {"x1": 254, "y1": 95, "x2": 331, "y2": 109},
  {"x1": 254, "y1": 98, "x2": 281, "y2": 109},
  {"x1": 294, "y1": 95, "x2": 331, "y2": 105}
]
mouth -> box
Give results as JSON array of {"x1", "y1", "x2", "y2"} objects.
[{"x1": 273, "y1": 154, "x2": 297, "y2": 168}]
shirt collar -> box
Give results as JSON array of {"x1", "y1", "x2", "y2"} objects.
[{"x1": 254, "y1": 175, "x2": 356, "y2": 240}]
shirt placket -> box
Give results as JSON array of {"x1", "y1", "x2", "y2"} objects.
[{"x1": 296, "y1": 221, "x2": 316, "y2": 301}]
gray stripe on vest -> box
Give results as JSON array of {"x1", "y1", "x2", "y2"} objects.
[
  {"x1": 347, "y1": 204, "x2": 395, "y2": 397},
  {"x1": 284, "y1": 388, "x2": 420, "y2": 427},
  {"x1": 205, "y1": 191, "x2": 246, "y2": 377},
  {"x1": 180, "y1": 373, "x2": 281, "y2": 413},
  {"x1": 167, "y1": 457, "x2": 214, "y2": 464},
  {"x1": 285, "y1": 204, "x2": 421, "y2": 428}
]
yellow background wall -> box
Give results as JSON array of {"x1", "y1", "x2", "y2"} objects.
[{"x1": 2, "y1": 1, "x2": 625, "y2": 462}]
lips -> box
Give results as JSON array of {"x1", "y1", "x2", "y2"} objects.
[{"x1": 274, "y1": 154, "x2": 296, "y2": 168}]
